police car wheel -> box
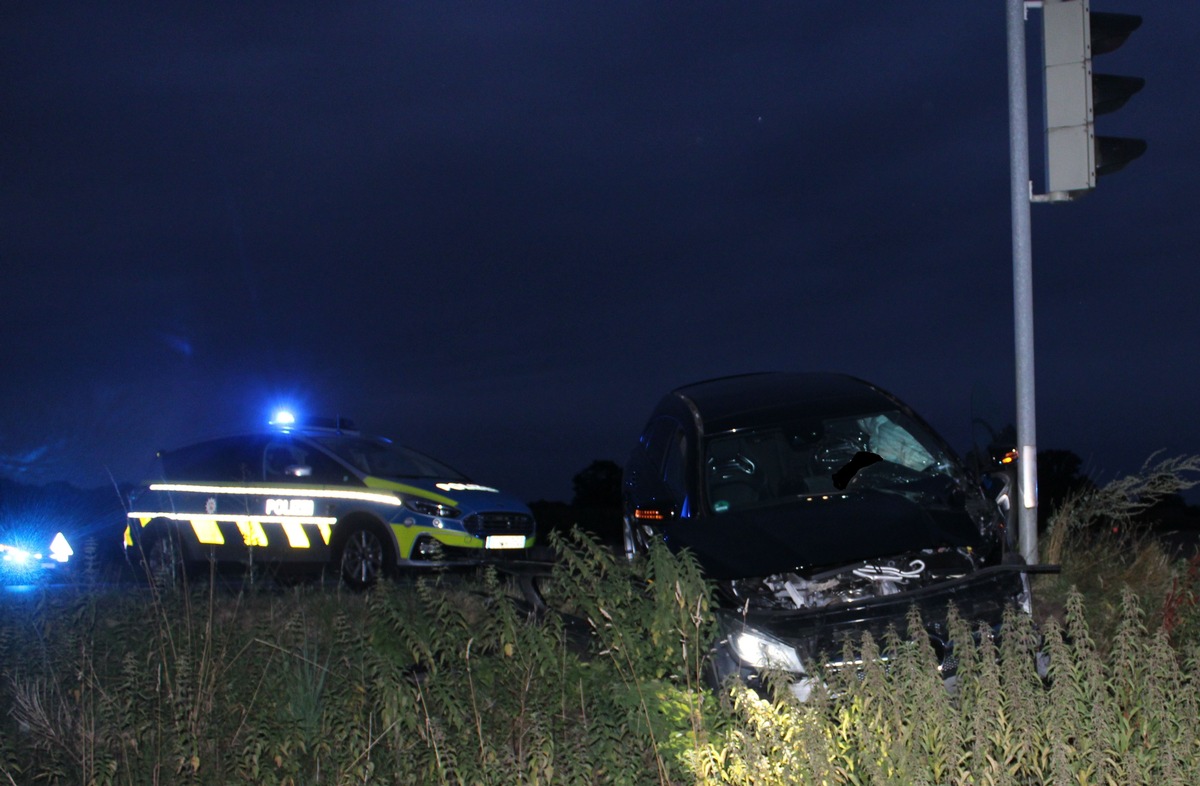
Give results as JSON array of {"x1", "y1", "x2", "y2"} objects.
[
  {"x1": 142, "y1": 527, "x2": 183, "y2": 588},
  {"x1": 338, "y1": 524, "x2": 389, "y2": 591}
]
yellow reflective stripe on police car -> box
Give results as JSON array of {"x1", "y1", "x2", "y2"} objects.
[
  {"x1": 237, "y1": 520, "x2": 269, "y2": 547},
  {"x1": 391, "y1": 523, "x2": 480, "y2": 556},
  {"x1": 363, "y1": 476, "x2": 458, "y2": 507},
  {"x1": 127, "y1": 511, "x2": 337, "y2": 548},
  {"x1": 130, "y1": 487, "x2": 351, "y2": 552},
  {"x1": 148, "y1": 483, "x2": 402, "y2": 506},
  {"x1": 192, "y1": 519, "x2": 225, "y2": 545},
  {"x1": 280, "y1": 520, "x2": 311, "y2": 548}
]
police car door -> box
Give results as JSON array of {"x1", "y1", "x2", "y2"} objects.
[
  {"x1": 160, "y1": 435, "x2": 265, "y2": 567},
  {"x1": 252, "y1": 437, "x2": 339, "y2": 565}
]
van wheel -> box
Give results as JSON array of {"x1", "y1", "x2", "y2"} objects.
[
  {"x1": 337, "y1": 523, "x2": 392, "y2": 591},
  {"x1": 621, "y1": 517, "x2": 645, "y2": 561}
]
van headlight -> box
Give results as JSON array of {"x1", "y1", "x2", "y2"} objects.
[{"x1": 729, "y1": 626, "x2": 805, "y2": 673}]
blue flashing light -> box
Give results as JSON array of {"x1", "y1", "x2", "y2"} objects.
[
  {"x1": 0, "y1": 541, "x2": 47, "y2": 581},
  {"x1": 2, "y1": 545, "x2": 33, "y2": 565},
  {"x1": 0, "y1": 532, "x2": 70, "y2": 583},
  {"x1": 267, "y1": 408, "x2": 358, "y2": 434},
  {"x1": 270, "y1": 409, "x2": 297, "y2": 427}
]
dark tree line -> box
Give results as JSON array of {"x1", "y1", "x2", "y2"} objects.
[{"x1": 527, "y1": 459, "x2": 624, "y2": 546}]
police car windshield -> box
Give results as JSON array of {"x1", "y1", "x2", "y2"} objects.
[{"x1": 312, "y1": 436, "x2": 469, "y2": 481}]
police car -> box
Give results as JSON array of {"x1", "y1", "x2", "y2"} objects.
[{"x1": 124, "y1": 414, "x2": 536, "y2": 589}]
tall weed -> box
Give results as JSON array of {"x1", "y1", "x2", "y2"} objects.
[
  {"x1": 1038, "y1": 453, "x2": 1200, "y2": 642},
  {"x1": 694, "y1": 588, "x2": 1200, "y2": 785},
  {"x1": 6, "y1": 521, "x2": 1200, "y2": 784}
]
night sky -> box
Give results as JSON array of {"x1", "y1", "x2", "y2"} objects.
[{"x1": 4, "y1": 2, "x2": 1198, "y2": 505}]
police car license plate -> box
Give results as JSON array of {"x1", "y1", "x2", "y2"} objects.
[{"x1": 485, "y1": 535, "x2": 526, "y2": 549}]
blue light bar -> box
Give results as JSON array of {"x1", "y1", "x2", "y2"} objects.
[{"x1": 270, "y1": 410, "x2": 297, "y2": 426}]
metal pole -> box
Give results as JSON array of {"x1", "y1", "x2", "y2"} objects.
[{"x1": 1006, "y1": 0, "x2": 1039, "y2": 564}]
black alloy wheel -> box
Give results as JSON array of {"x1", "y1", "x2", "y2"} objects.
[{"x1": 339, "y1": 524, "x2": 390, "y2": 591}]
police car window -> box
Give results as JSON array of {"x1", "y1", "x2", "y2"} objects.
[
  {"x1": 302, "y1": 448, "x2": 358, "y2": 484},
  {"x1": 263, "y1": 439, "x2": 355, "y2": 484},
  {"x1": 161, "y1": 437, "x2": 264, "y2": 482},
  {"x1": 312, "y1": 436, "x2": 468, "y2": 481},
  {"x1": 264, "y1": 441, "x2": 306, "y2": 482}
]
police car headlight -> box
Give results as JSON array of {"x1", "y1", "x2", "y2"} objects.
[
  {"x1": 404, "y1": 498, "x2": 463, "y2": 519},
  {"x1": 729, "y1": 627, "x2": 805, "y2": 674}
]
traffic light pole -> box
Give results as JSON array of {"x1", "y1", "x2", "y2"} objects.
[
  {"x1": 1006, "y1": 0, "x2": 1040, "y2": 565},
  {"x1": 1002, "y1": 0, "x2": 1144, "y2": 564}
]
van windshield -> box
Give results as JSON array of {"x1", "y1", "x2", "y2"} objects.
[{"x1": 704, "y1": 409, "x2": 962, "y2": 514}]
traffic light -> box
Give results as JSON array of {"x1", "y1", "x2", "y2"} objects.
[{"x1": 1041, "y1": 0, "x2": 1145, "y2": 197}]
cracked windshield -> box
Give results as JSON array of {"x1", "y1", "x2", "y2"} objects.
[{"x1": 705, "y1": 410, "x2": 960, "y2": 513}]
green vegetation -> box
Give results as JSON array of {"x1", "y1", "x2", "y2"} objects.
[
  {"x1": 0, "y1": 531, "x2": 719, "y2": 786},
  {"x1": 1035, "y1": 453, "x2": 1200, "y2": 644},
  {"x1": 3, "y1": 456, "x2": 1200, "y2": 785}
]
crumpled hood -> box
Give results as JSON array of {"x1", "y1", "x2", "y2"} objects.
[{"x1": 662, "y1": 491, "x2": 983, "y2": 581}]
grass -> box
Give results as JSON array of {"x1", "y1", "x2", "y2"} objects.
[
  {"x1": 1035, "y1": 453, "x2": 1200, "y2": 646},
  {"x1": 3, "y1": 455, "x2": 1200, "y2": 784}
]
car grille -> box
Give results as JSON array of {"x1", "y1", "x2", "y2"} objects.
[{"x1": 463, "y1": 512, "x2": 535, "y2": 538}]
